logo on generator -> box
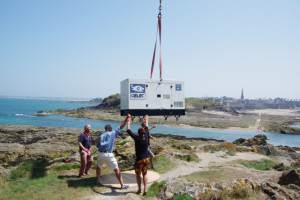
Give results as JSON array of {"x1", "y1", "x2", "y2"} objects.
[{"x1": 130, "y1": 84, "x2": 146, "y2": 99}]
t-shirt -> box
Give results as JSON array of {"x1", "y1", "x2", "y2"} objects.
[
  {"x1": 97, "y1": 128, "x2": 121, "y2": 153},
  {"x1": 127, "y1": 129, "x2": 150, "y2": 162},
  {"x1": 144, "y1": 127, "x2": 150, "y2": 145},
  {"x1": 79, "y1": 133, "x2": 92, "y2": 149}
]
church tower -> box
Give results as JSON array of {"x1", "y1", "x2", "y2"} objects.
[{"x1": 241, "y1": 88, "x2": 244, "y2": 100}]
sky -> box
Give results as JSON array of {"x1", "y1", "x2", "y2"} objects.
[{"x1": 0, "y1": 0, "x2": 300, "y2": 99}]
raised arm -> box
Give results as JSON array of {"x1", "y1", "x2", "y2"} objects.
[
  {"x1": 119, "y1": 115, "x2": 129, "y2": 130},
  {"x1": 143, "y1": 115, "x2": 149, "y2": 127},
  {"x1": 126, "y1": 114, "x2": 138, "y2": 140}
]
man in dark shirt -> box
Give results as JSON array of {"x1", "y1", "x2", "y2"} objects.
[
  {"x1": 126, "y1": 114, "x2": 151, "y2": 195},
  {"x1": 78, "y1": 124, "x2": 93, "y2": 177},
  {"x1": 141, "y1": 115, "x2": 156, "y2": 169}
]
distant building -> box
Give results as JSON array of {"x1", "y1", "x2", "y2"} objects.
[{"x1": 241, "y1": 88, "x2": 244, "y2": 100}]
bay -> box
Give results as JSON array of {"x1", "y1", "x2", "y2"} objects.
[{"x1": 1, "y1": 98, "x2": 299, "y2": 147}]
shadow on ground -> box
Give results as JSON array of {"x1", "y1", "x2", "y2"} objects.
[
  {"x1": 31, "y1": 158, "x2": 49, "y2": 179},
  {"x1": 67, "y1": 177, "x2": 97, "y2": 188}
]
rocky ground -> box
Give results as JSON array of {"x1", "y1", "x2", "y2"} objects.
[{"x1": 0, "y1": 125, "x2": 300, "y2": 200}]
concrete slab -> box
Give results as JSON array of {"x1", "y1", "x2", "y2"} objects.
[{"x1": 99, "y1": 170, "x2": 160, "y2": 188}]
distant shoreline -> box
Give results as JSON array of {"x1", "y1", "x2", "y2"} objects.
[{"x1": 0, "y1": 96, "x2": 91, "y2": 102}]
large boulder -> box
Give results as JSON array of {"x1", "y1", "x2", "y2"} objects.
[
  {"x1": 278, "y1": 169, "x2": 300, "y2": 186},
  {"x1": 233, "y1": 134, "x2": 267, "y2": 146}
]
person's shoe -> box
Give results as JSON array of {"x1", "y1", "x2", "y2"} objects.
[
  {"x1": 136, "y1": 189, "x2": 142, "y2": 194},
  {"x1": 143, "y1": 192, "x2": 147, "y2": 196},
  {"x1": 96, "y1": 181, "x2": 103, "y2": 186},
  {"x1": 120, "y1": 184, "x2": 129, "y2": 190}
]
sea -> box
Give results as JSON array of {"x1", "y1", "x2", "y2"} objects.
[{"x1": 0, "y1": 97, "x2": 300, "y2": 147}]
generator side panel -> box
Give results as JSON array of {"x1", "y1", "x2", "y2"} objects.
[
  {"x1": 171, "y1": 82, "x2": 185, "y2": 110},
  {"x1": 120, "y1": 79, "x2": 129, "y2": 110}
]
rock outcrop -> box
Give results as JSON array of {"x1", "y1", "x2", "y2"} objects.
[
  {"x1": 262, "y1": 182, "x2": 300, "y2": 200},
  {"x1": 161, "y1": 178, "x2": 262, "y2": 199},
  {"x1": 0, "y1": 125, "x2": 78, "y2": 167},
  {"x1": 278, "y1": 169, "x2": 300, "y2": 186},
  {"x1": 94, "y1": 93, "x2": 120, "y2": 109},
  {"x1": 233, "y1": 134, "x2": 267, "y2": 146}
]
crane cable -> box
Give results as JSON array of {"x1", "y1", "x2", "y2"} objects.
[{"x1": 150, "y1": 0, "x2": 163, "y2": 81}]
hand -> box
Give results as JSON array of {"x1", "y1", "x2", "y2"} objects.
[
  {"x1": 127, "y1": 114, "x2": 132, "y2": 122},
  {"x1": 83, "y1": 148, "x2": 89, "y2": 153},
  {"x1": 87, "y1": 149, "x2": 91, "y2": 156}
]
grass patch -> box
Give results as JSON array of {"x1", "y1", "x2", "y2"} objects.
[
  {"x1": 1, "y1": 159, "x2": 98, "y2": 200},
  {"x1": 52, "y1": 163, "x2": 80, "y2": 172},
  {"x1": 175, "y1": 153, "x2": 200, "y2": 162},
  {"x1": 152, "y1": 155, "x2": 176, "y2": 174},
  {"x1": 172, "y1": 193, "x2": 194, "y2": 200},
  {"x1": 9, "y1": 161, "x2": 34, "y2": 180},
  {"x1": 203, "y1": 142, "x2": 237, "y2": 156},
  {"x1": 197, "y1": 179, "x2": 263, "y2": 200},
  {"x1": 184, "y1": 168, "x2": 230, "y2": 183},
  {"x1": 238, "y1": 159, "x2": 277, "y2": 171},
  {"x1": 0, "y1": 172, "x2": 91, "y2": 200},
  {"x1": 9, "y1": 159, "x2": 49, "y2": 180},
  {"x1": 145, "y1": 181, "x2": 166, "y2": 198}
]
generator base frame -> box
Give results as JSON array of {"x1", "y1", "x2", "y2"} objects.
[{"x1": 120, "y1": 109, "x2": 185, "y2": 117}]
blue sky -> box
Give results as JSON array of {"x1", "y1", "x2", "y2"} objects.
[{"x1": 0, "y1": 0, "x2": 300, "y2": 99}]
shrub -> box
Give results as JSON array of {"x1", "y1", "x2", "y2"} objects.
[
  {"x1": 146, "y1": 181, "x2": 167, "y2": 198},
  {"x1": 172, "y1": 193, "x2": 194, "y2": 200},
  {"x1": 152, "y1": 155, "x2": 175, "y2": 173},
  {"x1": 203, "y1": 142, "x2": 236, "y2": 156},
  {"x1": 239, "y1": 159, "x2": 277, "y2": 171},
  {"x1": 175, "y1": 153, "x2": 200, "y2": 162},
  {"x1": 9, "y1": 161, "x2": 34, "y2": 180}
]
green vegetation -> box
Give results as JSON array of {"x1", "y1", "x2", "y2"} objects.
[
  {"x1": 9, "y1": 160, "x2": 34, "y2": 180},
  {"x1": 172, "y1": 194, "x2": 194, "y2": 200},
  {"x1": 175, "y1": 153, "x2": 200, "y2": 162},
  {"x1": 96, "y1": 93, "x2": 120, "y2": 108},
  {"x1": 186, "y1": 97, "x2": 220, "y2": 110},
  {"x1": 0, "y1": 159, "x2": 97, "y2": 200},
  {"x1": 184, "y1": 168, "x2": 230, "y2": 183},
  {"x1": 9, "y1": 159, "x2": 49, "y2": 180},
  {"x1": 152, "y1": 155, "x2": 176, "y2": 173},
  {"x1": 238, "y1": 159, "x2": 277, "y2": 171},
  {"x1": 145, "y1": 181, "x2": 167, "y2": 198},
  {"x1": 203, "y1": 142, "x2": 237, "y2": 156},
  {"x1": 197, "y1": 182, "x2": 263, "y2": 200},
  {"x1": 52, "y1": 163, "x2": 80, "y2": 172}
]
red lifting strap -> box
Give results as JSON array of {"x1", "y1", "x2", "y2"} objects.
[{"x1": 150, "y1": 0, "x2": 163, "y2": 81}]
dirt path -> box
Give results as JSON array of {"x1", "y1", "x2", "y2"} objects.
[
  {"x1": 160, "y1": 152, "x2": 268, "y2": 180},
  {"x1": 86, "y1": 152, "x2": 274, "y2": 200}
]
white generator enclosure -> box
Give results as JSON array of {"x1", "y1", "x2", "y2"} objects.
[{"x1": 120, "y1": 79, "x2": 185, "y2": 116}]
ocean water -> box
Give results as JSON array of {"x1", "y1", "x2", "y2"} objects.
[
  {"x1": 0, "y1": 98, "x2": 300, "y2": 147},
  {"x1": 290, "y1": 122, "x2": 300, "y2": 129}
]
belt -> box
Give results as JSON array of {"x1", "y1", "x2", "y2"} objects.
[{"x1": 99, "y1": 150, "x2": 110, "y2": 153}]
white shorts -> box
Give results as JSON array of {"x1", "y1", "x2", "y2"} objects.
[{"x1": 97, "y1": 152, "x2": 119, "y2": 170}]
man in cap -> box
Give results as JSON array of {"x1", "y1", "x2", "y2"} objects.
[{"x1": 96, "y1": 116, "x2": 129, "y2": 189}]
